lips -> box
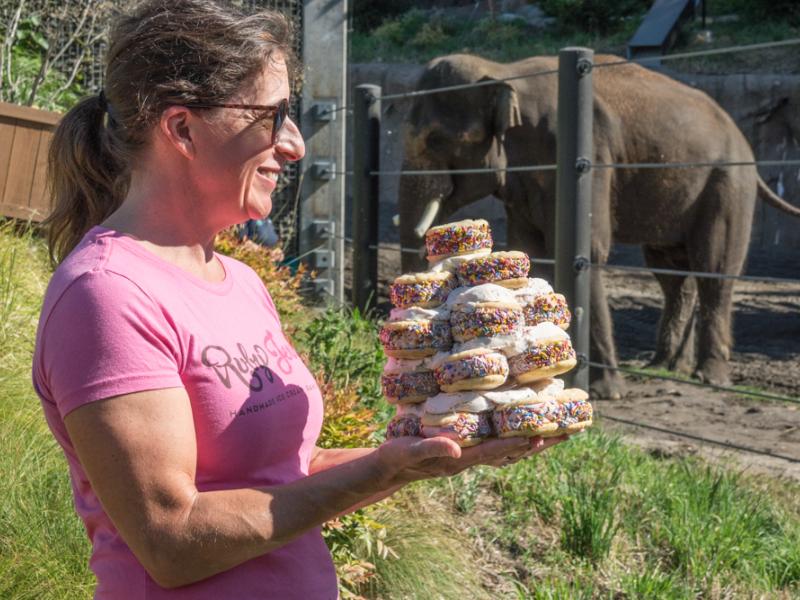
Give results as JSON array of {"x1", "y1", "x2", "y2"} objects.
[{"x1": 256, "y1": 167, "x2": 280, "y2": 181}]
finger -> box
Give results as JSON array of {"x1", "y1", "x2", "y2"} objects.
[
  {"x1": 527, "y1": 435, "x2": 568, "y2": 454},
  {"x1": 409, "y1": 437, "x2": 462, "y2": 461},
  {"x1": 461, "y1": 436, "x2": 530, "y2": 466}
]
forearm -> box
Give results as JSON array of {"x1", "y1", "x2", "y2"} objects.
[
  {"x1": 150, "y1": 451, "x2": 392, "y2": 588},
  {"x1": 309, "y1": 447, "x2": 404, "y2": 516}
]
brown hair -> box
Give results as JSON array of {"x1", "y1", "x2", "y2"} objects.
[{"x1": 45, "y1": 0, "x2": 296, "y2": 265}]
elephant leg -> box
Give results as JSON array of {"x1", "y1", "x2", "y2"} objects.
[
  {"x1": 643, "y1": 245, "x2": 697, "y2": 375},
  {"x1": 687, "y1": 172, "x2": 753, "y2": 387},
  {"x1": 589, "y1": 265, "x2": 626, "y2": 399},
  {"x1": 693, "y1": 277, "x2": 735, "y2": 386}
]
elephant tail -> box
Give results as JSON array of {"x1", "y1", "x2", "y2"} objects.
[{"x1": 757, "y1": 176, "x2": 800, "y2": 218}]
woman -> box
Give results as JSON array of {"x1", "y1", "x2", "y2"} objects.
[{"x1": 32, "y1": 1, "x2": 567, "y2": 597}]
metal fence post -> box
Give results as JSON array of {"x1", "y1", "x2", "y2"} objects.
[
  {"x1": 352, "y1": 84, "x2": 381, "y2": 311},
  {"x1": 555, "y1": 47, "x2": 593, "y2": 391}
]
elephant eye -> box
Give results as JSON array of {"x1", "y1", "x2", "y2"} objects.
[{"x1": 426, "y1": 130, "x2": 448, "y2": 149}]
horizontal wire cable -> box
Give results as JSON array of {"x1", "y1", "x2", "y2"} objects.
[
  {"x1": 369, "y1": 164, "x2": 558, "y2": 177},
  {"x1": 358, "y1": 158, "x2": 800, "y2": 178},
  {"x1": 283, "y1": 241, "x2": 328, "y2": 265},
  {"x1": 593, "y1": 159, "x2": 800, "y2": 170},
  {"x1": 588, "y1": 361, "x2": 800, "y2": 404},
  {"x1": 364, "y1": 41, "x2": 800, "y2": 105},
  {"x1": 592, "y1": 262, "x2": 800, "y2": 285},
  {"x1": 377, "y1": 67, "x2": 559, "y2": 101},
  {"x1": 599, "y1": 414, "x2": 800, "y2": 464},
  {"x1": 594, "y1": 38, "x2": 800, "y2": 70}
]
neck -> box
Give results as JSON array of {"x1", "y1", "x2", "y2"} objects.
[{"x1": 101, "y1": 160, "x2": 225, "y2": 279}]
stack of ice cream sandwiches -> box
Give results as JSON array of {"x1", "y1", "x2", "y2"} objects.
[{"x1": 379, "y1": 219, "x2": 593, "y2": 447}]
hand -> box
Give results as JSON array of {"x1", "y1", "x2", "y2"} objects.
[{"x1": 373, "y1": 434, "x2": 570, "y2": 487}]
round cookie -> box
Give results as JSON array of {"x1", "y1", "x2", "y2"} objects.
[
  {"x1": 425, "y1": 219, "x2": 493, "y2": 264},
  {"x1": 386, "y1": 403, "x2": 424, "y2": 439},
  {"x1": 450, "y1": 302, "x2": 524, "y2": 344},
  {"x1": 429, "y1": 250, "x2": 496, "y2": 275},
  {"x1": 555, "y1": 388, "x2": 593, "y2": 433},
  {"x1": 421, "y1": 391, "x2": 493, "y2": 447},
  {"x1": 379, "y1": 319, "x2": 452, "y2": 359},
  {"x1": 389, "y1": 271, "x2": 456, "y2": 309},
  {"x1": 433, "y1": 348, "x2": 509, "y2": 392},
  {"x1": 382, "y1": 357, "x2": 439, "y2": 404},
  {"x1": 525, "y1": 293, "x2": 572, "y2": 330},
  {"x1": 507, "y1": 323, "x2": 577, "y2": 383},
  {"x1": 486, "y1": 379, "x2": 564, "y2": 438},
  {"x1": 456, "y1": 251, "x2": 531, "y2": 289},
  {"x1": 447, "y1": 284, "x2": 524, "y2": 344}
]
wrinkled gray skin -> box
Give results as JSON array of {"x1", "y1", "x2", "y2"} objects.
[{"x1": 399, "y1": 54, "x2": 800, "y2": 399}]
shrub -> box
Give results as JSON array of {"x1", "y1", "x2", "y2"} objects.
[
  {"x1": 709, "y1": 0, "x2": 800, "y2": 26},
  {"x1": 540, "y1": 0, "x2": 651, "y2": 34}
]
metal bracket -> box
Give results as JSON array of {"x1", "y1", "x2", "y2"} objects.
[
  {"x1": 576, "y1": 58, "x2": 593, "y2": 77},
  {"x1": 310, "y1": 249, "x2": 335, "y2": 270},
  {"x1": 311, "y1": 160, "x2": 336, "y2": 181},
  {"x1": 309, "y1": 220, "x2": 335, "y2": 240},
  {"x1": 312, "y1": 101, "x2": 337, "y2": 122},
  {"x1": 311, "y1": 278, "x2": 334, "y2": 297},
  {"x1": 576, "y1": 352, "x2": 589, "y2": 370},
  {"x1": 573, "y1": 255, "x2": 590, "y2": 272},
  {"x1": 575, "y1": 157, "x2": 592, "y2": 174}
]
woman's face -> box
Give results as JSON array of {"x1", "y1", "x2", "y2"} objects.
[{"x1": 191, "y1": 55, "x2": 304, "y2": 226}]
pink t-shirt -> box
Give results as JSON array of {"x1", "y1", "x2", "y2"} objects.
[{"x1": 32, "y1": 226, "x2": 338, "y2": 599}]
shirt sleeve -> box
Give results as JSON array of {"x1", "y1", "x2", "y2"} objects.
[{"x1": 37, "y1": 269, "x2": 184, "y2": 418}]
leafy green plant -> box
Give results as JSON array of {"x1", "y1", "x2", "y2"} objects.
[
  {"x1": 1, "y1": 1, "x2": 109, "y2": 112},
  {"x1": 295, "y1": 304, "x2": 385, "y2": 410}
]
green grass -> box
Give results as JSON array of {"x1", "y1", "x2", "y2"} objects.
[
  {"x1": 0, "y1": 223, "x2": 95, "y2": 599},
  {"x1": 425, "y1": 428, "x2": 800, "y2": 597}
]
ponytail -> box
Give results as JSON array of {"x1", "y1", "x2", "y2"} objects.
[{"x1": 45, "y1": 93, "x2": 124, "y2": 265}]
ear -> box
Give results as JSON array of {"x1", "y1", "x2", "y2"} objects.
[
  {"x1": 747, "y1": 96, "x2": 788, "y2": 125},
  {"x1": 158, "y1": 105, "x2": 197, "y2": 160},
  {"x1": 493, "y1": 82, "x2": 522, "y2": 144}
]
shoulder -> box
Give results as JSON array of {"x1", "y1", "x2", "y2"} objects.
[
  {"x1": 217, "y1": 253, "x2": 280, "y2": 316},
  {"x1": 41, "y1": 234, "x2": 159, "y2": 329}
]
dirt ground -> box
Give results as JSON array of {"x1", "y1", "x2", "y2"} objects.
[{"x1": 345, "y1": 212, "x2": 800, "y2": 480}]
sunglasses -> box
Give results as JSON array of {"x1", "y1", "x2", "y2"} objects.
[{"x1": 185, "y1": 98, "x2": 290, "y2": 145}]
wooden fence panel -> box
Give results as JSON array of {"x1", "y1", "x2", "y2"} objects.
[{"x1": 0, "y1": 102, "x2": 60, "y2": 222}]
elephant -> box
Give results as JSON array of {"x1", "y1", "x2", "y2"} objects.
[{"x1": 396, "y1": 53, "x2": 800, "y2": 399}]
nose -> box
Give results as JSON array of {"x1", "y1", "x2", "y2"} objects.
[{"x1": 274, "y1": 116, "x2": 305, "y2": 162}]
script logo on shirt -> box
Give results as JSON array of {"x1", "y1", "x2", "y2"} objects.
[{"x1": 200, "y1": 330, "x2": 298, "y2": 391}]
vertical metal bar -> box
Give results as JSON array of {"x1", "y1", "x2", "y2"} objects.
[
  {"x1": 352, "y1": 84, "x2": 381, "y2": 311},
  {"x1": 555, "y1": 47, "x2": 593, "y2": 391}
]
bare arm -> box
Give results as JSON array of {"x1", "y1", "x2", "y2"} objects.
[
  {"x1": 309, "y1": 446, "x2": 403, "y2": 514},
  {"x1": 65, "y1": 387, "x2": 563, "y2": 589}
]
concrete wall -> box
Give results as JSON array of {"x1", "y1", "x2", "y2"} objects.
[{"x1": 350, "y1": 62, "x2": 800, "y2": 256}]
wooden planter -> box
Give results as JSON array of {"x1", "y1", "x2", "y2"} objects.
[{"x1": 0, "y1": 102, "x2": 60, "y2": 222}]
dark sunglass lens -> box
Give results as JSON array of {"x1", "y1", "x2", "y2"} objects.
[{"x1": 272, "y1": 99, "x2": 289, "y2": 144}]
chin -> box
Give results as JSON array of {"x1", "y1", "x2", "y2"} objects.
[{"x1": 245, "y1": 198, "x2": 273, "y2": 221}]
